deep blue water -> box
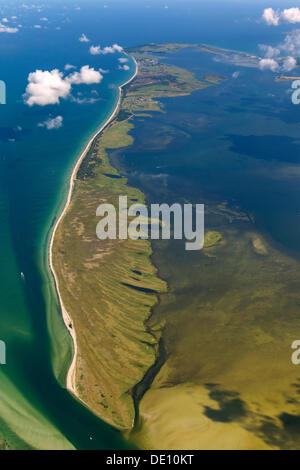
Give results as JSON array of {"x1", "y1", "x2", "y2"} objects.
[
  {"x1": 122, "y1": 47, "x2": 300, "y2": 256},
  {"x1": 0, "y1": 0, "x2": 299, "y2": 450}
]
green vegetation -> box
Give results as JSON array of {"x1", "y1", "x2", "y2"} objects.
[
  {"x1": 126, "y1": 43, "x2": 197, "y2": 55},
  {"x1": 0, "y1": 440, "x2": 10, "y2": 450},
  {"x1": 202, "y1": 74, "x2": 227, "y2": 84},
  {"x1": 100, "y1": 120, "x2": 134, "y2": 149},
  {"x1": 122, "y1": 52, "x2": 214, "y2": 115},
  {"x1": 249, "y1": 233, "x2": 268, "y2": 255},
  {"x1": 53, "y1": 119, "x2": 167, "y2": 430},
  {"x1": 204, "y1": 231, "x2": 223, "y2": 248}
]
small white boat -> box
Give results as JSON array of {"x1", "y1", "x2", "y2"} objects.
[{"x1": 20, "y1": 272, "x2": 25, "y2": 281}]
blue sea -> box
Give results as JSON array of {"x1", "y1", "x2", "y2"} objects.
[{"x1": 0, "y1": 0, "x2": 299, "y2": 450}]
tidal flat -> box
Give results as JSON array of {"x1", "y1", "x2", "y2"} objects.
[
  {"x1": 132, "y1": 226, "x2": 300, "y2": 449},
  {"x1": 107, "y1": 46, "x2": 300, "y2": 449}
]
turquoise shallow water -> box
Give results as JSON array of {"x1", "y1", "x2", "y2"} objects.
[
  {"x1": 0, "y1": 45, "x2": 136, "y2": 453},
  {"x1": 0, "y1": 0, "x2": 299, "y2": 450}
]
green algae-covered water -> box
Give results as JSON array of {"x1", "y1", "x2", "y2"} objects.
[
  {"x1": 110, "y1": 48, "x2": 300, "y2": 449},
  {"x1": 1, "y1": 0, "x2": 300, "y2": 450}
]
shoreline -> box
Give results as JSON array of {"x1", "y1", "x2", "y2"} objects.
[{"x1": 48, "y1": 55, "x2": 138, "y2": 400}]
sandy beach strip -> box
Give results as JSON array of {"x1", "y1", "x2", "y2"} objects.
[{"x1": 49, "y1": 56, "x2": 138, "y2": 398}]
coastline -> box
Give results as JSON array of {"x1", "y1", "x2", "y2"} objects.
[{"x1": 48, "y1": 56, "x2": 138, "y2": 399}]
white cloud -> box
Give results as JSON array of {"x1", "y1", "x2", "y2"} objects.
[
  {"x1": 24, "y1": 66, "x2": 103, "y2": 106},
  {"x1": 2, "y1": 18, "x2": 8, "y2": 23},
  {"x1": 260, "y1": 30, "x2": 300, "y2": 59},
  {"x1": 118, "y1": 57, "x2": 128, "y2": 63},
  {"x1": 40, "y1": 17, "x2": 48, "y2": 22},
  {"x1": 282, "y1": 56, "x2": 297, "y2": 72},
  {"x1": 90, "y1": 43, "x2": 123, "y2": 55},
  {"x1": 66, "y1": 65, "x2": 103, "y2": 85},
  {"x1": 89, "y1": 45, "x2": 101, "y2": 55},
  {"x1": 262, "y1": 7, "x2": 300, "y2": 26},
  {"x1": 24, "y1": 69, "x2": 71, "y2": 106},
  {"x1": 258, "y1": 58, "x2": 280, "y2": 72},
  {"x1": 0, "y1": 23, "x2": 18, "y2": 33},
  {"x1": 262, "y1": 8, "x2": 280, "y2": 26},
  {"x1": 281, "y1": 8, "x2": 300, "y2": 24},
  {"x1": 232, "y1": 71, "x2": 240, "y2": 79},
  {"x1": 64, "y1": 64, "x2": 76, "y2": 71},
  {"x1": 259, "y1": 44, "x2": 280, "y2": 59},
  {"x1": 38, "y1": 115, "x2": 63, "y2": 130},
  {"x1": 259, "y1": 30, "x2": 300, "y2": 73},
  {"x1": 79, "y1": 33, "x2": 89, "y2": 42},
  {"x1": 103, "y1": 43, "x2": 123, "y2": 54},
  {"x1": 280, "y1": 30, "x2": 300, "y2": 56},
  {"x1": 34, "y1": 25, "x2": 41, "y2": 29},
  {"x1": 71, "y1": 95, "x2": 99, "y2": 104},
  {"x1": 119, "y1": 64, "x2": 130, "y2": 71}
]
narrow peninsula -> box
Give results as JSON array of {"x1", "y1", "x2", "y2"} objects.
[{"x1": 51, "y1": 44, "x2": 225, "y2": 431}]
